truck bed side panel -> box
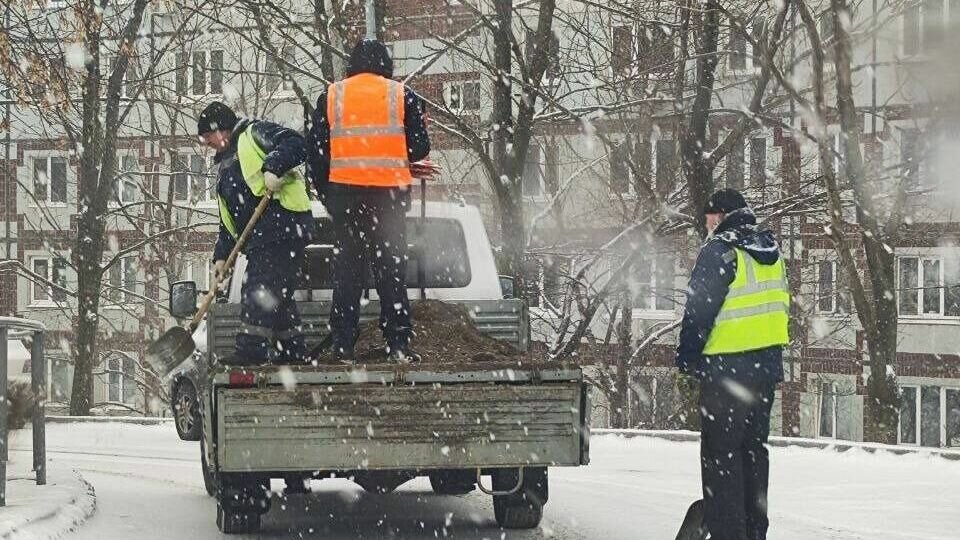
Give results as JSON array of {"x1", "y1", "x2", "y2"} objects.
[{"x1": 216, "y1": 382, "x2": 583, "y2": 472}]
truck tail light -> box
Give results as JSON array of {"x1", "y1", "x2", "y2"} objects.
[{"x1": 229, "y1": 371, "x2": 256, "y2": 387}]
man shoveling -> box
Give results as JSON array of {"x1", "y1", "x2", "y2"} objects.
[{"x1": 197, "y1": 101, "x2": 313, "y2": 365}]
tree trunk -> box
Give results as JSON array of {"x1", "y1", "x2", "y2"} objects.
[
  {"x1": 681, "y1": 0, "x2": 720, "y2": 237},
  {"x1": 612, "y1": 302, "x2": 633, "y2": 428},
  {"x1": 831, "y1": 0, "x2": 899, "y2": 443},
  {"x1": 71, "y1": 194, "x2": 108, "y2": 415}
]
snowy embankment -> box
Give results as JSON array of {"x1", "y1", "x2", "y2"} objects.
[{"x1": 3, "y1": 430, "x2": 96, "y2": 540}]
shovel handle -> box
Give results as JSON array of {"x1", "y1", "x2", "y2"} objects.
[{"x1": 189, "y1": 190, "x2": 275, "y2": 331}]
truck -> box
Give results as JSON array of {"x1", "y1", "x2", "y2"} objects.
[{"x1": 164, "y1": 201, "x2": 591, "y2": 534}]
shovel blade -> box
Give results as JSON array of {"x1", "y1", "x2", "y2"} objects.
[{"x1": 146, "y1": 326, "x2": 196, "y2": 376}]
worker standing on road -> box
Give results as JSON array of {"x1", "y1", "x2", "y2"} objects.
[
  {"x1": 675, "y1": 188, "x2": 789, "y2": 540},
  {"x1": 197, "y1": 101, "x2": 313, "y2": 365},
  {"x1": 306, "y1": 39, "x2": 431, "y2": 364}
]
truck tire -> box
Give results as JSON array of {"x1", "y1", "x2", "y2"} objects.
[
  {"x1": 217, "y1": 506, "x2": 260, "y2": 534},
  {"x1": 200, "y1": 441, "x2": 217, "y2": 498},
  {"x1": 492, "y1": 467, "x2": 548, "y2": 529},
  {"x1": 173, "y1": 380, "x2": 202, "y2": 441},
  {"x1": 429, "y1": 470, "x2": 476, "y2": 495}
]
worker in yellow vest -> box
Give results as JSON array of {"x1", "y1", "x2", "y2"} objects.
[
  {"x1": 675, "y1": 188, "x2": 789, "y2": 540},
  {"x1": 197, "y1": 101, "x2": 312, "y2": 365}
]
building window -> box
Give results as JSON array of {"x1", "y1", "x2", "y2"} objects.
[
  {"x1": 33, "y1": 156, "x2": 68, "y2": 204},
  {"x1": 816, "y1": 260, "x2": 850, "y2": 314},
  {"x1": 903, "y1": 0, "x2": 954, "y2": 55},
  {"x1": 948, "y1": 388, "x2": 960, "y2": 447},
  {"x1": 727, "y1": 139, "x2": 745, "y2": 189},
  {"x1": 443, "y1": 80, "x2": 480, "y2": 113},
  {"x1": 525, "y1": 29, "x2": 562, "y2": 83},
  {"x1": 896, "y1": 255, "x2": 960, "y2": 317},
  {"x1": 524, "y1": 255, "x2": 569, "y2": 310},
  {"x1": 522, "y1": 141, "x2": 559, "y2": 198},
  {"x1": 821, "y1": 133, "x2": 846, "y2": 178},
  {"x1": 176, "y1": 50, "x2": 223, "y2": 96},
  {"x1": 113, "y1": 154, "x2": 139, "y2": 205},
  {"x1": 184, "y1": 258, "x2": 211, "y2": 292},
  {"x1": 900, "y1": 128, "x2": 923, "y2": 188},
  {"x1": 172, "y1": 153, "x2": 214, "y2": 203},
  {"x1": 655, "y1": 139, "x2": 677, "y2": 192},
  {"x1": 106, "y1": 354, "x2": 137, "y2": 404},
  {"x1": 49, "y1": 355, "x2": 70, "y2": 403},
  {"x1": 109, "y1": 55, "x2": 136, "y2": 99},
  {"x1": 610, "y1": 140, "x2": 636, "y2": 196},
  {"x1": 728, "y1": 18, "x2": 765, "y2": 71},
  {"x1": 818, "y1": 381, "x2": 837, "y2": 438},
  {"x1": 900, "y1": 384, "x2": 960, "y2": 448},
  {"x1": 107, "y1": 256, "x2": 138, "y2": 304},
  {"x1": 30, "y1": 256, "x2": 68, "y2": 304},
  {"x1": 632, "y1": 256, "x2": 675, "y2": 312},
  {"x1": 265, "y1": 46, "x2": 296, "y2": 93},
  {"x1": 612, "y1": 24, "x2": 674, "y2": 77},
  {"x1": 749, "y1": 137, "x2": 767, "y2": 187}
]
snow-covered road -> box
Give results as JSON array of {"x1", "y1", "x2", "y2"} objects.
[{"x1": 18, "y1": 423, "x2": 960, "y2": 539}]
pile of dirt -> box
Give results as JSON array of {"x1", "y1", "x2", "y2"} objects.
[{"x1": 335, "y1": 299, "x2": 526, "y2": 365}]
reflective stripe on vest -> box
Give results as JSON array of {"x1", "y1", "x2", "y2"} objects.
[
  {"x1": 219, "y1": 124, "x2": 311, "y2": 239},
  {"x1": 702, "y1": 247, "x2": 790, "y2": 355},
  {"x1": 327, "y1": 73, "x2": 412, "y2": 187}
]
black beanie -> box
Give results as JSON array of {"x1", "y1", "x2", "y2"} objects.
[
  {"x1": 197, "y1": 101, "x2": 238, "y2": 136},
  {"x1": 703, "y1": 188, "x2": 748, "y2": 214},
  {"x1": 346, "y1": 39, "x2": 394, "y2": 79}
]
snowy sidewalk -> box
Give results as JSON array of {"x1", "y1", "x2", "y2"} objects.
[{"x1": 4, "y1": 437, "x2": 96, "y2": 540}]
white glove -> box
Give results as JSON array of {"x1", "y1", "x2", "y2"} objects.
[{"x1": 264, "y1": 171, "x2": 285, "y2": 192}]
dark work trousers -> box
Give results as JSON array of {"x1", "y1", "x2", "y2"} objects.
[
  {"x1": 699, "y1": 374, "x2": 777, "y2": 540},
  {"x1": 236, "y1": 241, "x2": 307, "y2": 363},
  {"x1": 326, "y1": 184, "x2": 412, "y2": 354}
]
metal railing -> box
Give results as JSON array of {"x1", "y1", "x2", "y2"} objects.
[{"x1": 0, "y1": 317, "x2": 46, "y2": 506}]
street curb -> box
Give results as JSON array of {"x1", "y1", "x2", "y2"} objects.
[
  {"x1": 0, "y1": 471, "x2": 97, "y2": 540},
  {"x1": 45, "y1": 415, "x2": 173, "y2": 425},
  {"x1": 591, "y1": 428, "x2": 960, "y2": 461}
]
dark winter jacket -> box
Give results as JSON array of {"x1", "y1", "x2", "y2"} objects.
[
  {"x1": 305, "y1": 41, "x2": 430, "y2": 201},
  {"x1": 676, "y1": 208, "x2": 786, "y2": 384},
  {"x1": 213, "y1": 118, "x2": 313, "y2": 261}
]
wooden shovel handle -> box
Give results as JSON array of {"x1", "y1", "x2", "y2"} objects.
[{"x1": 189, "y1": 191, "x2": 275, "y2": 331}]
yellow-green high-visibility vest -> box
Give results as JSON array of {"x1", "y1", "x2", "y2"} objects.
[
  {"x1": 702, "y1": 247, "x2": 790, "y2": 355},
  {"x1": 218, "y1": 124, "x2": 311, "y2": 238}
]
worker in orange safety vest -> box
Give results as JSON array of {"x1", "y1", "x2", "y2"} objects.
[{"x1": 306, "y1": 39, "x2": 433, "y2": 364}]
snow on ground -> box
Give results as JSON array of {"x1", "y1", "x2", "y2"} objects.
[
  {"x1": 4, "y1": 431, "x2": 96, "y2": 540},
  {"x1": 13, "y1": 423, "x2": 960, "y2": 539}
]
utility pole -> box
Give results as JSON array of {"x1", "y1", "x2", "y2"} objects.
[{"x1": 365, "y1": 0, "x2": 376, "y2": 40}]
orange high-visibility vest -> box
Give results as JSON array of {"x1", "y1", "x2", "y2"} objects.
[{"x1": 327, "y1": 73, "x2": 413, "y2": 187}]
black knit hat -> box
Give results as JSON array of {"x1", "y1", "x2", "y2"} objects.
[
  {"x1": 197, "y1": 101, "x2": 238, "y2": 136},
  {"x1": 703, "y1": 188, "x2": 747, "y2": 214},
  {"x1": 346, "y1": 39, "x2": 394, "y2": 79}
]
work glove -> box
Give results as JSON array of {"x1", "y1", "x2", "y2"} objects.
[
  {"x1": 213, "y1": 260, "x2": 226, "y2": 285},
  {"x1": 264, "y1": 170, "x2": 286, "y2": 192}
]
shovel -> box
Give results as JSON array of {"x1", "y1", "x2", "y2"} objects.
[{"x1": 146, "y1": 190, "x2": 275, "y2": 374}]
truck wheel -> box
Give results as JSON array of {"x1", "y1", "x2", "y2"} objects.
[
  {"x1": 200, "y1": 441, "x2": 217, "y2": 497},
  {"x1": 216, "y1": 505, "x2": 261, "y2": 534},
  {"x1": 173, "y1": 380, "x2": 202, "y2": 441},
  {"x1": 492, "y1": 467, "x2": 548, "y2": 529},
  {"x1": 429, "y1": 470, "x2": 476, "y2": 495}
]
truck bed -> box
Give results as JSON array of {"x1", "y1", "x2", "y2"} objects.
[{"x1": 206, "y1": 299, "x2": 589, "y2": 474}]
